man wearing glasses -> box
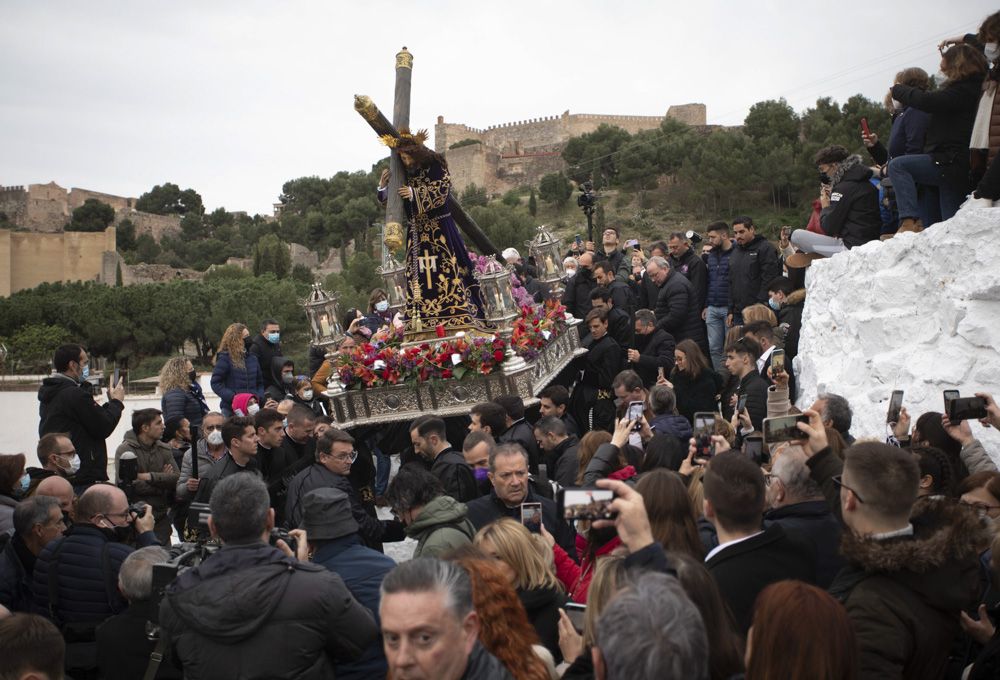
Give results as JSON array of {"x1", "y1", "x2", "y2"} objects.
[
  {"x1": 285, "y1": 428, "x2": 404, "y2": 551},
  {"x1": 30, "y1": 483, "x2": 156, "y2": 677}
]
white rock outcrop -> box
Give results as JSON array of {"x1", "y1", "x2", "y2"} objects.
[{"x1": 796, "y1": 207, "x2": 1000, "y2": 465}]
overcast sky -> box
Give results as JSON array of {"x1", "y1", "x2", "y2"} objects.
[{"x1": 0, "y1": 1, "x2": 993, "y2": 215}]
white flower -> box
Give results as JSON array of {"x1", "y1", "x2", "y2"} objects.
[
  {"x1": 373, "y1": 360, "x2": 386, "y2": 370},
  {"x1": 451, "y1": 353, "x2": 462, "y2": 366},
  {"x1": 542, "y1": 330, "x2": 552, "y2": 340}
]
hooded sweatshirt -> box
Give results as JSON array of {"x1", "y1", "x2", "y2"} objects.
[
  {"x1": 406, "y1": 495, "x2": 475, "y2": 559},
  {"x1": 160, "y1": 542, "x2": 377, "y2": 680}
]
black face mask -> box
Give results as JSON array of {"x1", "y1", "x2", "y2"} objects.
[
  {"x1": 61, "y1": 511, "x2": 73, "y2": 528},
  {"x1": 188, "y1": 370, "x2": 197, "y2": 383},
  {"x1": 244, "y1": 336, "x2": 253, "y2": 351},
  {"x1": 819, "y1": 172, "x2": 832, "y2": 185}
]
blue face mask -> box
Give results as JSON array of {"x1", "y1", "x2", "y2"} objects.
[
  {"x1": 267, "y1": 332, "x2": 280, "y2": 344},
  {"x1": 19, "y1": 473, "x2": 30, "y2": 495},
  {"x1": 80, "y1": 364, "x2": 90, "y2": 383},
  {"x1": 768, "y1": 298, "x2": 781, "y2": 312},
  {"x1": 375, "y1": 300, "x2": 389, "y2": 313}
]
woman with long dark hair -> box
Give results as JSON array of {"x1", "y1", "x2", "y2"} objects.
[
  {"x1": 671, "y1": 339, "x2": 722, "y2": 422},
  {"x1": 636, "y1": 470, "x2": 703, "y2": 559}
]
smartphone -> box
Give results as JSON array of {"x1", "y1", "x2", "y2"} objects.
[
  {"x1": 113, "y1": 367, "x2": 121, "y2": 387},
  {"x1": 943, "y1": 390, "x2": 960, "y2": 411},
  {"x1": 736, "y1": 393, "x2": 748, "y2": 414},
  {"x1": 886, "y1": 390, "x2": 904, "y2": 424},
  {"x1": 558, "y1": 488, "x2": 615, "y2": 521},
  {"x1": 564, "y1": 603, "x2": 586, "y2": 633},
  {"x1": 627, "y1": 400, "x2": 644, "y2": 430},
  {"x1": 575, "y1": 234, "x2": 583, "y2": 248},
  {"x1": 693, "y1": 412, "x2": 716, "y2": 459},
  {"x1": 520, "y1": 502, "x2": 542, "y2": 532},
  {"x1": 948, "y1": 397, "x2": 988, "y2": 422},
  {"x1": 860, "y1": 117, "x2": 871, "y2": 137},
  {"x1": 625, "y1": 238, "x2": 639, "y2": 250},
  {"x1": 770, "y1": 349, "x2": 785, "y2": 374},
  {"x1": 762, "y1": 415, "x2": 809, "y2": 444},
  {"x1": 744, "y1": 435, "x2": 769, "y2": 466},
  {"x1": 657, "y1": 366, "x2": 665, "y2": 381}
]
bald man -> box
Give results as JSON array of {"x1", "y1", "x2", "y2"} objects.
[
  {"x1": 31, "y1": 485, "x2": 157, "y2": 640},
  {"x1": 34, "y1": 476, "x2": 75, "y2": 525}
]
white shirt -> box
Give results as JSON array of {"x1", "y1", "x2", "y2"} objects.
[
  {"x1": 704, "y1": 530, "x2": 764, "y2": 562},
  {"x1": 756, "y1": 345, "x2": 776, "y2": 375}
]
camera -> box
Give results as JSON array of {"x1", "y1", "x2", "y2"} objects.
[
  {"x1": 576, "y1": 181, "x2": 597, "y2": 214},
  {"x1": 128, "y1": 501, "x2": 148, "y2": 518},
  {"x1": 270, "y1": 527, "x2": 298, "y2": 555}
]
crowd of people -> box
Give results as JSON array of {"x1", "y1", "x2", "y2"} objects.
[{"x1": 4, "y1": 12, "x2": 1000, "y2": 680}]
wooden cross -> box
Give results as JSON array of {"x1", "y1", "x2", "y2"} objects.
[{"x1": 417, "y1": 252, "x2": 438, "y2": 289}]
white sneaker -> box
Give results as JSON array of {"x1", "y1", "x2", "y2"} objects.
[{"x1": 959, "y1": 194, "x2": 995, "y2": 211}]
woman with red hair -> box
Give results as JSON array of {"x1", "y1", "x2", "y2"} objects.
[
  {"x1": 451, "y1": 551, "x2": 555, "y2": 680},
  {"x1": 745, "y1": 580, "x2": 859, "y2": 680},
  {"x1": 0, "y1": 453, "x2": 27, "y2": 534}
]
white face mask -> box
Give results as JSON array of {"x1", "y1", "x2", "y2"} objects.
[
  {"x1": 986, "y1": 42, "x2": 999, "y2": 62},
  {"x1": 303, "y1": 390, "x2": 314, "y2": 401},
  {"x1": 565, "y1": 268, "x2": 577, "y2": 278},
  {"x1": 891, "y1": 98, "x2": 903, "y2": 111},
  {"x1": 206, "y1": 430, "x2": 224, "y2": 446},
  {"x1": 247, "y1": 403, "x2": 260, "y2": 416},
  {"x1": 67, "y1": 454, "x2": 81, "y2": 475}
]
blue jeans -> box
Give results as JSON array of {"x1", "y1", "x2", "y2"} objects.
[
  {"x1": 373, "y1": 445, "x2": 391, "y2": 496},
  {"x1": 888, "y1": 154, "x2": 964, "y2": 226},
  {"x1": 705, "y1": 305, "x2": 728, "y2": 372}
]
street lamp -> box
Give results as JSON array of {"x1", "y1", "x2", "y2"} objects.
[
  {"x1": 473, "y1": 255, "x2": 519, "y2": 328},
  {"x1": 377, "y1": 254, "x2": 408, "y2": 314},
  {"x1": 526, "y1": 224, "x2": 566, "y2": 298},
  {"x1": 302, "y1": 283, "x2": 343, "y2": 349}
]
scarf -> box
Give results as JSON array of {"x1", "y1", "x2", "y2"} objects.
[
  {"x1": 970, "y1": 87, "x2": 996, "y2": 150},
  {"x1": 189, "y1": 380, "x2": 210, "y2": 415}
]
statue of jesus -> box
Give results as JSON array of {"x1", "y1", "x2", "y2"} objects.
[{"x1": 378, "y1": 130, "x2": 486, "y2": 337}]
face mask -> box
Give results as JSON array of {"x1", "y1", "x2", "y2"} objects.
[
  {"x1": 247, "y1": 403, "x2": 260, "y2": 416},
  {"x1": 282, "y1": 418, "x2": 289, "y2": 429},
  {"x1": 111, "y1": 524, "x2": 134, "y2": 542},
  {"x1": 267, "y1": 332, "x2": 281, "y2": 344},
  {"x1": 302, "y1": 390, "x2": 314, "y2": 401},
  {"x1": 282, "y1": 373, "x2": 295, "y2": 385},
  {"x1": 768, "y1": 298, "x2": 781, "y2": 312},
  {"x1": 61, "y1": 511, "x2": 73, "y2": 528},
  {"x1": 188, "y1": 370, "x2": 197, "y2": 383},
  {"x1": 79, "y1": 364, "x2": 90, "y2": 383},
  {"x1": 565, "y1": 268, "x2": 576, "y2": 278},
  {"x1": 473, "y1": 467, "x2": 490, "y2": 481},
  {"x1": 206, "y1": 430, "x2": 224, "y2": 446},
  {"x1": 66, "y1": 454, "x2": 81, "y2": 475},
  {"x1": 243, "y1": 336, "x2": 253, "y2": 351},
  {"x1": 18, "y1": 473, "x2": 30, "y2": 495},
  {"x1": 986, "y1": 42, "x2": 999, "y2": 62},
  {"x1": 819, "y1": 172, "x2": 832, "y2": 185},
  {"x1": 891, "y1": 98, "x2": 903, "y2": 112},
  {"x1": 375, "y1": 300, "x2": 389, "y2": 312}
]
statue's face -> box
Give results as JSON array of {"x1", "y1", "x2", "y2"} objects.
[{"x1": 399, "y1": 150, "x2": 416, "y2": 170}]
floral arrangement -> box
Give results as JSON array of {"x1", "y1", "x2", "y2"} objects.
[
  {"x1": 468, "y1": 251, "x2": 536, "y2": 309},
  {"x1": 334, "y1": 301, "x2": 569, "y2": 390},
  {"x1": 511, "y1": 299, "x2": 569, "y2": 361}
]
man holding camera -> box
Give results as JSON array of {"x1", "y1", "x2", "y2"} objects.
[
  {"x1": 31, "y1": 483, "x2": 157, "y2": 677},
  {"x1": 160, "y1": 473, "x2": 377, "y2": 679}
]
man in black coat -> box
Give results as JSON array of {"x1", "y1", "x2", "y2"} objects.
[
  {"x1": 728, "y1": 217, "x2": 781, "y2": 327},
  {"x1": 409, "y1": 416, "x2": 479, "y2": 503},
  {"x1": 593, "y1": 260, "x2": 634, "y2": 316},
  {"x1": 38, "y1": 344, "x2": 125, "y2": 488},
  {"x1": 703, "y1": 452, "x2": 817, "y2": 634},
  {"x1": 532, "y1": 417, "x2": 580, "y2": 488},
  {"x1": 725, "y1": 337, "x2": 769, "y2": 432},
  {"x1": 763, "y1": 446, "x2": 842, "y2": 588},
  {"x1": 160, "y1": 473, "x2": 378, "y2": 680},
  {"x1": 264, "y1": 405, "x2": 318, "y2": 520},
  {"x1": 570, "y1": 309, "x2": 623, "y2": 434},
  {"x1": 589, "y1": 287, "x2": 633, "y2": 352},
  {"x1": 249, "y1": 318, "x2": 283, "y2": 393},
  {"x1": 627, "y1": 309, "x2": 675, "y2": 388},
  {"x1": 767, "y1": 278, "x2": 805, "y2": 362},
  {"x1": 560, "y1": 251, "x2": 596, "y2": 322},
  {"x1": 645, "y1": 256, "x2": 708, "y2": 355},
  {"x1": 465, "y1": 443, "x2": 576, "y2": 558},
  {"x1": 0, "y1": 496, "x2": 65, "y2": 613},
  {"x1": 667, "y1": 232, "x2": 709, "y2": 311}
]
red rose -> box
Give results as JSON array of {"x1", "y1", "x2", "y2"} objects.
[
  {"x1": 435, "y1": 325, "x2": 446, "y2": 338},
  {"x1": 493, "y1": 349, "x2": 505, "y2": 362},
  {"x1": 441, "y1": 368, "x2": 453, "y2": 379}
]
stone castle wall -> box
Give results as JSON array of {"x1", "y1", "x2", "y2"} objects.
[
  {"x1": 0, "y1": 226, "x2": 116, "y2": 297},
  {"x1": 436, "y1": 104, "x2": 708, "y2": 194},
  {"x1": 124, "y1": 211, "x2": 182, "y2": 241}
]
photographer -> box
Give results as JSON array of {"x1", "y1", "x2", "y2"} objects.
[
  {"x1": 31, "y1": 483, "x2": 157, "y2": 678},
  {"x1": 159, "y1": 473, "x2": 378, "y2": 679}
]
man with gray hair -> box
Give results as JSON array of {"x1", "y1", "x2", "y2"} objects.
[
  {"x1": 0, "y1": 496, "x2": 64, "y2": 612},
  {"x1": 159, "y1": 472, "x2": 377, "y2": 679},
  {"x1": 645, "y1": 255, "x2": 708, "y2": 353},
  {"x1": 810, "y1": 392, "x2": 854, "y2": 444},
  {"x1": 763, "y1": 444, "x2": 842, "y2": 588},
  {"x1": 380, "y1": 557, "x2": 513, "y2": 680},
  {"x1": 96, "y1": 546, "x2": 176, "y2": 679},
  {"x1": 593, "y1": 570, "x2": 708, "y2": 680}
]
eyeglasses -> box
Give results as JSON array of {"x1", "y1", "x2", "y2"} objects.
[
  {"x1": 960, "y1": 500, "x2": 1000, "y2": 519},
  {"x1": 831, "y1": 475, "x2": 865, "y2": 504},
  {"x1": 324, "y1": 450, "x2": 359, "y2": 464},
  {"x1": 764, "y1": 473, "x2": 776, "y2": 487}
]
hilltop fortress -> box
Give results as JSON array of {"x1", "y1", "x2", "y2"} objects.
[{"x1": 435, "y1": 104, "x2": 707, "y2": 195}]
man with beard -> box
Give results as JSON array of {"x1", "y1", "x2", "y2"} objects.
[{"x1": 626, "y1": 309, "x2": 675, "y2": 388}]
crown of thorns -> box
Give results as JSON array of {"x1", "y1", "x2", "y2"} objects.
[{"x1": 379, "y1": 128, "x2": 429, "y2": 148}]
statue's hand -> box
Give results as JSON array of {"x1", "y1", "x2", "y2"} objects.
[
  {"x1": 379, "y1": 169, "x2": 390, "y2": 187},
  {"x1": 398, "y1": 186, "x2": 413, "y2": 200}
]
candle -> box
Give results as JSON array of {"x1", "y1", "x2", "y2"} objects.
[
  {"x1": 395, "y1": 284, "x2": 405, "y2": 301},
  {"x1": 320, "y1": 315, "x2": 331, "y2": 336}
]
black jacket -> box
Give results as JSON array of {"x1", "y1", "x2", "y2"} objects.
[
  {"x1": 96, "y1": 599, "x2": 182, "y2": 679},
  {"x1": 519, "y1": 585, "x2": 569, "y2": 664},
  {"x1": 671, "y1": 369, "x2": 722, "y2": 423},
  {"x1": 636, "y1": 271, "x2": 659, "y2": 312},
  {"x1": 736, "y1": 369, "x2": 769, "y2": 432},
  {"x1": 498, "y1": 421, "x2": 542, "y2": 474},
  {"x1": 462, "y1": 642, "x2": 515, "y2": 680},
  {"x1": 705, "y1": 523, "x2": 817, "y2": 634},
  {"x1": 545, "y1": 435, "x2": 580, "y2": 488},
  {"x1": 431, "y1": 447, "x2": 479, "y2": 503},
  {"x1": 630, "y1": 329, "x2": 675, "y2": 388},
  {"x1": 777, "y1": 289, "x2": 805, "y2": 361},
  {"x1": 819, "y1": 156, "x2": 881, "y2": 248},
  {"x1": 160, "y1": 542, "x2": 378, "y2": 680},
  {"x1": 605, "y1": 306, "x2": 633, "y2": 351},
  {"x1": 763, "y1": 499, "x2": 843, "y2": 589},
  {"x1": 32, "y1": 524, "x2": 158, "y2": 625},
  {"x1": 728, "y1": 235, "x2": 781, "y2": 317},
  {"x1": 893, "y1": 75, "x2": 983, "y2": 191},
  {"x1": 653, "y1": 271, "x2": 706, "y2": 345},
  {"x1": 668, "y1": 248, "x2": 709, "y2": 310},
  {"x1": 0, "y1": 533, "x2": 33, "y2": 613},
  {"x1": 561, "y1": 268, "x2": 596, "y2": 320},
  {"x1": 466, "y1": 488, "x2": 577, "y2": 559},
  {"x1": 38, "y1": 374, "x2": 124, "y2": 485},
  {"x1": 192, "y1": 452, "x2": 258, "y2": 505},
  {"x1": 249, "y1": 334, "x2": 282, "y2": 391}
]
